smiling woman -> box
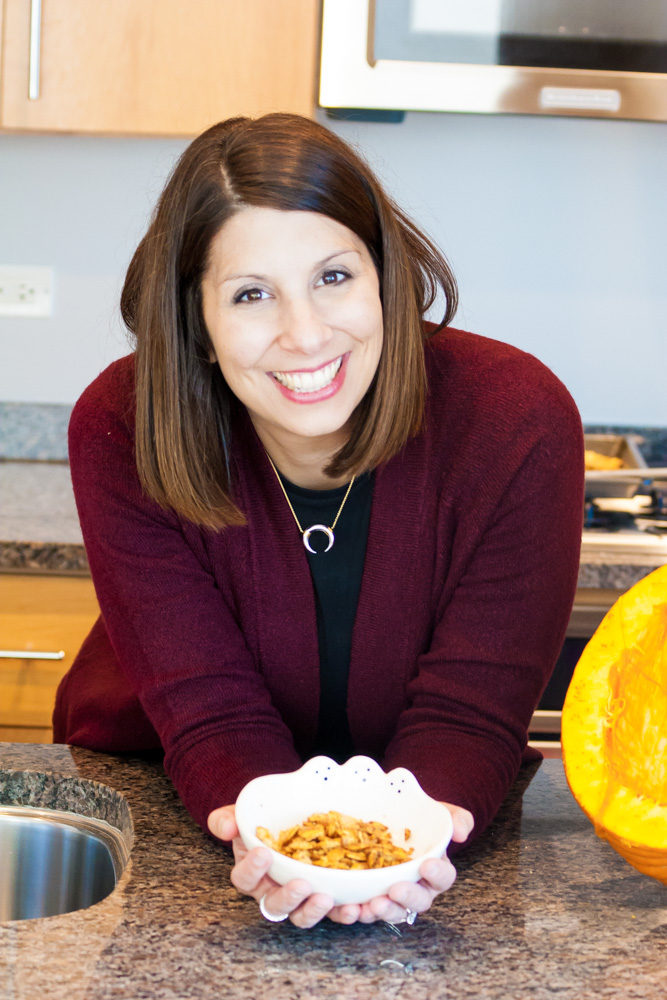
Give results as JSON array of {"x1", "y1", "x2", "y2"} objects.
[
  {"x1": 53, "y1": 113, "x2": 584, "y2": 930},
  {"x1": 201, "y1": 208, "x2": 384, "y2": 489}
]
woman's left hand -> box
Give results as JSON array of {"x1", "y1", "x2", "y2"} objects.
[{"x1": 325, "y1": 802, "x2": 474, "y2": 926}]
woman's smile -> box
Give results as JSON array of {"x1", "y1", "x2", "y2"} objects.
[
  {"x1": 270, "y1": 353, "x2": 347, "y2": 400},
  {"x1": 201, "y1": 206, "x2": 384, "y2": 474}
]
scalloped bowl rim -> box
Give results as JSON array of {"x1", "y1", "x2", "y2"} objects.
[{"x1": 235, "y1": 756, "x2": 453, "y2": 905}]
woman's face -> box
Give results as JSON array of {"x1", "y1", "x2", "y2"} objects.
[{"x1": 201, "y1": 206, "x2": 383, "y2": 460}]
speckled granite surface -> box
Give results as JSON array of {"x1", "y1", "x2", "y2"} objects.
[
  {"x1": 0, "y1": 768, "x2": 133, "y2": 846},
  {"x1": 1, "y1": 746, "x2": 666, "y2": 1000},
  {"x1": 578, "y1": 560, "x2": 667, "y2": 589},
  {"x1": 2, "y1": 421, "x2": 667, "y2": 583}
]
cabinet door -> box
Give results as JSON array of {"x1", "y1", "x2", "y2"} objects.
[
  {"x1": 1, "y1": 0, "x2": 319, "y2": 135},
  {"x1": 0, "y1": 574, "x2": 99, "y2": 741}
]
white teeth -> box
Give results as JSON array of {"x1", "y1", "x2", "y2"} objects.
[{"x1": 272, "y1": 356, "x2": 342, "y2": 393}]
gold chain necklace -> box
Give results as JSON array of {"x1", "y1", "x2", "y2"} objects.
[{"x1": 265, "y1": 453, "x2": 355, "y2": 554}]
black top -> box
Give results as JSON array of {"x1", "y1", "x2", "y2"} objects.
[{"x1": 281, "y1": 471, "x2": 374, "y2": 762}]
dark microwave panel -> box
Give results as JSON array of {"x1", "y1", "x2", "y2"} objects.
[{"x1": 376, "y1": 0, "x2": 667, "y2": 74}]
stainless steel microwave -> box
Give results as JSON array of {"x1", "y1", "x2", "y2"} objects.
[{"x1": 320, "y1": 0, "x2": 667, "y2": 122}]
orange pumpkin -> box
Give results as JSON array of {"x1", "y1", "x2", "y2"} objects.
[{"x1": 562, "y1": 563, "x2": 667, "y2": 884}]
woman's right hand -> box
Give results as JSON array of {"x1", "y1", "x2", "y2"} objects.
[{"x1": 208, "y1": 805, "x2": 337, "y2": 928}]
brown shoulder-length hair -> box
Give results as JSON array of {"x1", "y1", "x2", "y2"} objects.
[{"x1": 121, "y1": 113, "x2": 457, "y2": 529}]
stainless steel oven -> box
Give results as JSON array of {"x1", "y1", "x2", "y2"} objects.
[{"x1": 321, "y1": 0, "x2": 667, "y2": 122}]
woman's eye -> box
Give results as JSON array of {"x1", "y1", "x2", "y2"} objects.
[
  {"x1": 319, "y1": 269, "x2": 349, "y2": 287},
  {"x1": 234, "y1": 287, "x2": 268, "y2": 304}
]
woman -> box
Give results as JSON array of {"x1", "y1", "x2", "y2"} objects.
[{"x1": 54, "y1": 113, "x2": 584, "y2": 928}]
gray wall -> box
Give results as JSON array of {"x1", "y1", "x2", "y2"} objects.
[{"x1": 1, "y1": 110, "x2": 665, "y2": 424}]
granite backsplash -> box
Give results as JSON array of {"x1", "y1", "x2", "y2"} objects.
[{"x1": 0, "y1": 402, "x2": 72, "y2": 461}]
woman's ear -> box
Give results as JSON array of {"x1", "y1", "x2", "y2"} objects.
[{"x1": 206, "y1": 335, "x2": 218, "y2": 364}]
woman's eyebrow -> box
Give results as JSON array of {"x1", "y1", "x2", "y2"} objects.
[
  {"x1": 317, "y1": 249, "x2": 362, "y2": 266},
  {"x1": 220, "y1": 272, "x2": 266, "y2": 284},
  {"x1": 219, "y1": 249, "x2": 361, "y2": 285}
]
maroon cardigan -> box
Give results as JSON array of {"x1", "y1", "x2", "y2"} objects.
[{"x1": 54, "y1": 328, "x2": 584, "y2": 842}]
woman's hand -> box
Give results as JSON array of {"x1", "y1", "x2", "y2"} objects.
[
  {"x1": 325, "y1": 803, "x2": 474, "y2": 926},
  {"x1": 208, "y1": 801, "x2": 473, "y2": 928},
  {"x1": 208, "y1": 805, "x2": 336, "y2": 928}
]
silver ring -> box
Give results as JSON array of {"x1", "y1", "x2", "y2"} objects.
[
  {"x1": 385, "y1": 908, "x2": 418, "y2": 928},
  {"x1": 258, "y1": 892, "x2": 290, "y2": 923}
]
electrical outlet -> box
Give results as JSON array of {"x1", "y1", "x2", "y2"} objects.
[{"x1": 0, "y1": 266, "x2": 54, "y2": 317}]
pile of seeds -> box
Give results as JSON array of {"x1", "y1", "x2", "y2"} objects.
[{"x1": 256, "y1": 810, "x2": 413, "y2": 869}]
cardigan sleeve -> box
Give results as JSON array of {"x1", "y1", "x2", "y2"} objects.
[
  {"x1": 65, "y1": 365, "x2": 303, "y2": 831},
  {"x1": 381, "y1": 374, "x2": 585, "y2": 845}
]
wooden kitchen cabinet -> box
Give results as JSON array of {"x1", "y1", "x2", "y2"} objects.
[
  {"x1": 1, "y1": 0, "x2": 320, "y2": 135},
  {"x1": 0, "y1": 574, "x2": 99, "y2": 743}
]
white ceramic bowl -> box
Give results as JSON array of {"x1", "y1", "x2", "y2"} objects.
[{"x1": 235, "y1": 755, "x2": 453, "y2": 905}]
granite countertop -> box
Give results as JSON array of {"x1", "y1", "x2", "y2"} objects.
[
  {"x1": 0, "y1": 461, "x2": 88, "y2": 574},
  {"x1": 2, "y1": 457, "x2": 667, "y2": 587},
  {"x1": 1, "y1": 746, "x2": 666, "y2": 1000}
]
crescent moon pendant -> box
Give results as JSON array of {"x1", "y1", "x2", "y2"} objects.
[{"x1": 303, "y1": 525, "x2": 334, "y2": 554}]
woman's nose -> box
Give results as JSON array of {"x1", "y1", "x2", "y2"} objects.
[{"x1": 276, "y1": 296, "x2": 332, "y2": 355}]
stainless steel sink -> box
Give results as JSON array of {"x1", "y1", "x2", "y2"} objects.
[{"x1": 0, "y1": 805, "x2": 130, "y2": 921}]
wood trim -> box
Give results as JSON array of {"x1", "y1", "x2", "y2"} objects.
[
  {"x1": 528, "y1": 741, "x2": 562, "y2": 759},
  {"x1": 0, "y1": 725, "x2": 53, "y2": 744}
]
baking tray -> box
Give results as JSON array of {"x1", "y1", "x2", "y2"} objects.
[{"x1": 584, "y1": 433, "x2": 647, "y2": 499}]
